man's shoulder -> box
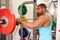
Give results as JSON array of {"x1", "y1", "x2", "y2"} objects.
[{"x1": 39, "y1": 14, "x2": 50, "y2": 21}]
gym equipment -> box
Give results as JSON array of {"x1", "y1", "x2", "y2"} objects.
[
  {"x1": 20, "y1": 38, "x2": 26, "y2": 40},
  {"x1": 18, "y1": 5, "x2": 27, "y2": 15},
  {"x1": 19, "y1": 28, "x2": 29, "y2": 38},
  {"x1": 0, "y1": 8, "x2": 35, "y2": 35},
  {"x1": 0, "y1": 0, "x2": 37, "y2": 40},
  {"x1": 22, "y1": 16, "x2": 28, "y2": 22},
  {"x1": 0, "y1": 9, "x2": 16, "y2": 35},
  {"x1": 28, "y1": 32, "x2": 31, "y2": 40},
  {"x1": 19, "y1": 0, "x2": 37, "y2": 40},
  {"x1": 23, "y1": 38, "x2": 26, "y2": 40},
  {"x1": 36, "y1": 29, "x2": 39, "y2": 35},
  {"x1": 52, "y1": 21, "x2": 56, "y2": 30}
]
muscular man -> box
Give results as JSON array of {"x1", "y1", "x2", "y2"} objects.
[{"x1": 17, "y1": 3, "x2": 52, "y2": 40}]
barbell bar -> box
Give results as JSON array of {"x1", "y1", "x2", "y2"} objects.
[
  {"x1": 0, "y1": 18, "x2": 36, "y2": 25},
  {"x1": 0, "y1": 19, "x2": 6, "y2": 24}
]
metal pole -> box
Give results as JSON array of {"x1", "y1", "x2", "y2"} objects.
[
  {"x1": 19, "y1": 4, "x2": 23, "y2": 40},
  {"x1": 20, "y1": 1, "x2": 34, "y2": 5},
  {"x1": 33, "y1": 0, "x2": 37, "y2": 40}
]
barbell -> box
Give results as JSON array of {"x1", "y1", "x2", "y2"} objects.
[
  {"x1": 0, "y1": 8, "x2": 35, "y2": 35},
  {"x1": 0, "y1": 8, "x2": 56, "y2": 35}
]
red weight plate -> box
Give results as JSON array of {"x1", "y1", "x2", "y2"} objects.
[{"x1": 0, "y1": 9, "x2": 16, "y2": 35}]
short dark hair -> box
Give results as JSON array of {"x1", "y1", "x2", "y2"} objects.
[{"x1": 38, "y1": 3, "x2": 46, "y2": 9}]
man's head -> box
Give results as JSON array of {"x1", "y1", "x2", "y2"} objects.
[{"x1": 36, "y1": 3, "x2": 47, "y2": 15}]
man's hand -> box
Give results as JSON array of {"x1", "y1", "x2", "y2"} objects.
[{"x1": 16, "y1": 18, "x2": 22, "y2": 22}]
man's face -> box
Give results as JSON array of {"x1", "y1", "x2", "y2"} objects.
[{"x1": 36, "y1": 6, "x2": 46, "y2": 15}]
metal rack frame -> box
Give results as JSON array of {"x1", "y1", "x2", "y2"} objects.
[{"x1": 19, "y1": 0, "x2": 37, "y2": 40}]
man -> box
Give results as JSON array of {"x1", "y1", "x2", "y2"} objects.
[{"x1": 17, "y1": 3, "x2": 52, "y2": 40}]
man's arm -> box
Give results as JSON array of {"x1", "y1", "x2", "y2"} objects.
[{"x1": 18, "y1": 15, "x2": 50, "y2": 29}]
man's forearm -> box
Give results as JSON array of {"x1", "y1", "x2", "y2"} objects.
[{"x1": 20, "y1": 20, "x2": 36, "y2": 28}]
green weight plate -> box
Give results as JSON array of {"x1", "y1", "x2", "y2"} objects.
[{"x1": 18, "y1": 5, "x2": 27, "y2": 15}]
